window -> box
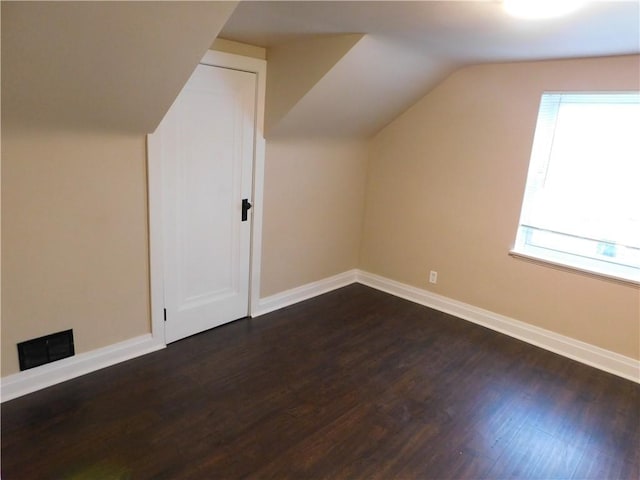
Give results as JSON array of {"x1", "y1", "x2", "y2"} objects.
[{"x1": 512, "y1": 92, "x2": 640, "y2": 284}]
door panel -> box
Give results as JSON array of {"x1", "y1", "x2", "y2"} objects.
[{"x1": 154, "y1": 63, "x2": 256, "y2": 343}]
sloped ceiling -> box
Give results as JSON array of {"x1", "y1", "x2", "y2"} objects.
[
  {"x1": 2, "y1": 1, "x2": 638, "y2": 139},
  {"x1": 267, "y1": 34, "x2": 454, "y2": 138},
  {"x1": 1, "y1": 1, "x2": 238, "y2": 134},
  {"x1": 221, "y1": 1, "x2": 640, "y2": 138},
  {"x1": 265, "y1": 34, "x2": 363, "y2": 133}
]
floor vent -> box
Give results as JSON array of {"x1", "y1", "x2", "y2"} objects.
[{"x1": 18, "y1": 329, "x2": 75, "y2": 371}]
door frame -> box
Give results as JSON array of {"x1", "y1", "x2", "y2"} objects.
[{"x1": 147, "y1": 50, "x2": 267, "y2": 345}]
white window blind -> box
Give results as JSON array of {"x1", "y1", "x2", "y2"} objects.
[{"x1": 512, "y1": 92, "x2": 640, "y2": 283}]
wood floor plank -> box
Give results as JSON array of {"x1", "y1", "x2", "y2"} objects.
[{"x1": 2, "y1": 284, "x2": 639, "y2": 479}]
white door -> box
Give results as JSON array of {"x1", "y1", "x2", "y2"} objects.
[{"x1": 152, "y1": 63, "x2": 257, "y2": 343}]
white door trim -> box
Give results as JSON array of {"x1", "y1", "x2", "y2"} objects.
[{"x1": 147, "y1": 50, "x2": 267, "y2": 345}]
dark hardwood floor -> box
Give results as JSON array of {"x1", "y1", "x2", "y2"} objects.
[{"x1": 2, "y1": 284, "x2": 639, "y2": 479}]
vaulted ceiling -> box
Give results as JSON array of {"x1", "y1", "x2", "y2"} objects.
[
  {"x1": 221, "y1": 1, "x2": 640, "y2": 137},
  {"x1": 2, "y1": 1, "x2": 639, "y2": 138},
  {"x1": 1, "y1": 1, "x2": 238, "y2": 133}
]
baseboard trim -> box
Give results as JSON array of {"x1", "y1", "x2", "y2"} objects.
[
  {"x1": 356, "y1": 270, "x2": 640, "y2": 383},
  {"x1": 1, "y1": 334, "x2": 165, "y2": 402},
  {"x1": 253, "y1": 269, "x2": 359, "y2": 317},
  {"x1": 4, "y1": 269, "x2": 636, "y2": 401}
]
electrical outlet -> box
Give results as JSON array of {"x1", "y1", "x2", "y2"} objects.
[{"x1": 429, "y1": 270, "x2": 438, "y2": 284}]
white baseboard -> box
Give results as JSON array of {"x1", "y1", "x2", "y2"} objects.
[
  {"x1": 356, "y1": 270, "x2": 640, "y2": 383},
  {"x1": 4, "y1": 269, "x2": 636, "y2": 401},
  {"x1": 253, "y1": 269, "x2": 359, "y2": 317},
  {"x1": 1, "y1": 334, "x2": 165, "y2": 402}
]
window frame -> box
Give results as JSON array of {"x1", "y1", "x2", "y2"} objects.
[{"x1": 510, "y1": 91, "x2": 640, "y2": 286}]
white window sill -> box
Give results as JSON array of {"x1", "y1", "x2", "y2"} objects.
[{"x1": 509, "y1": 249, "x2": 640, "y2": 287}]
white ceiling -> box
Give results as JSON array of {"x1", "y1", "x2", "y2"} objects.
[
  {"x1": 3, "y1": 1, "x2": 637, "y2": 137},
  {"x1": 222, "y1": 1, "x2": 640, "y2": 61},
  {"x1": 221, "y1": 1, "x2": 640, "y2": 137}
]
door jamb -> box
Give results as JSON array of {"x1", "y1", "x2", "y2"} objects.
[{"x1": 147, "y1": 50, "x2": 267, "y2": 345}]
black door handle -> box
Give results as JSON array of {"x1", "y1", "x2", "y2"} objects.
[{"x1": 242, "y1": 198, "x2": 252, "y2": 222}]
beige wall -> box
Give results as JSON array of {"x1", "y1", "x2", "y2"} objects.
[
  {"x1": 211, "y1": 38, "x2": 266, "y2": 60},
  {"x1": 3, "y1": 38, "x2": 637, "y2": 379},
  {"x1": 1, "y1": 127, "x2": 151, "y2": 375},
  {"x1": 261, "y1": 138, "x2": 368, "y2": 297},
  {"x1": 361, "y1": 55, "x2": 640, "y2": 360},
  {"x1": 1, "y1": 1, "x2": 239, "y2": 377}
]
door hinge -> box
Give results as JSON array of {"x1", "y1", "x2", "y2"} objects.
[{"x1": 164, "y1": 308, "x2": 167, "y2": 322}]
